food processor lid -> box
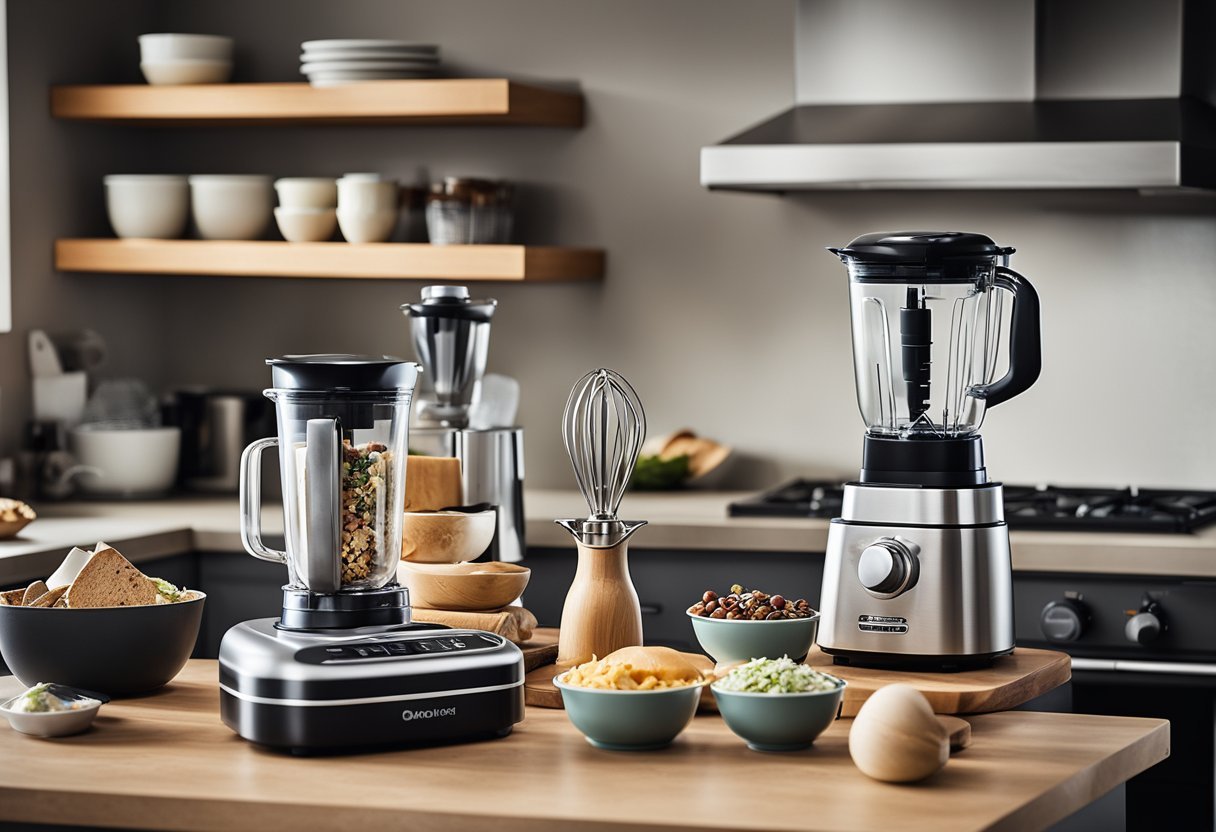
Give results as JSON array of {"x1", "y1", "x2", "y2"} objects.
[
  {"x1": 267, "y1": 354, "x2": 420, "y2": 392},
  {"x1": 829, "y1": 231, "x2": 1014, "y2": 264},
  {"x1": 401, "y1": 285, "x2": 497, "y2": 322}
]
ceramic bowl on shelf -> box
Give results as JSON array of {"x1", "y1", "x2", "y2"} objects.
[
  {"x1": 188, "y1": 175, "x2": 273, "y2": 240},
  {"x1": 687, "y1": 610, "x2": 820, "y2": 664},
  {"x1": 140, "y1": 60, "x2": 231, "y2": 86},
  {"x1": 711, "y1": 679, "x2": 846, "y2": 752},
  {"x1": 274, "y1": 177, "x2": 338, "y2": 210},
  {"x1": 138, "y1": 33, "x2": 234, "y2": 62},
  {"x1": 553, "y1": 672, "x2": 703, "y2": 751},
  {"x1": 398, "y1": 562, "x2": 529, "y2": 611},
  {"x1": 337, "y1": 208, "x2": 397, "y2": 243},
  {"x1": 103, "y1": 175, "x2": 189, "y2": 239},
  {"x1": 274, "y1": 207, "x2": 337, "y2": 243}
]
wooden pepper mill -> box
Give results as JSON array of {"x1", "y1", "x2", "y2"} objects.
[{"x1": 554, "y1": 369, "x2": 648, "y2": 669}]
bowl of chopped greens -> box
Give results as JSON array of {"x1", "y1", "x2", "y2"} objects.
[{"x1": 711, "y1": 656, "x2": 845, "y2": 751}]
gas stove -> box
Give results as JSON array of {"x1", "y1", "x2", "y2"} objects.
[{"x1": 730, "y1": 480, "x2": 1216, "y2": 534}]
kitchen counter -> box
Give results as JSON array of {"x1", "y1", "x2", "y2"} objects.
[
  {"x1": 2, "y1": 490, "x2": 1216, "y2": 585},
  {"x1": 0, "y1": 662, "x2": 1168, "y2": 832}
]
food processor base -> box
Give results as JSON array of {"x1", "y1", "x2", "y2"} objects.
[{"x1": 219, "y1": 618, "x2": 525, "y2": 753}]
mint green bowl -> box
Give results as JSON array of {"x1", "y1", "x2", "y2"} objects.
[
  {"x1": 687, "y1": 610, "x2": 819, "y2": 665},
  {"x1": 554, "y1": 672, "x2": 703, "y2": 751},
  {"x1": 711, "y1": 680, "x2": 846, "y2": 752}
]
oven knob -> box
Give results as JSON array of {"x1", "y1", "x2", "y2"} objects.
[
  {"x1": 857, "y1": 539, "x2": 916, "y2": 596},
  {"x1": 1040, "y1": 599, "x2": 1088, "y2": 643},
  {"x1": 1125, "y1": 611, "x2": 1162, "y2": 645}
]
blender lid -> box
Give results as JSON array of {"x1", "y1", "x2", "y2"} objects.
[
  {"x1": 829, "y1": 231, "x2": 1014, "y2": 264},
  {"x1": 401, "y1": 285, "x2": 497, "y2": 322},
  {"x1": 267, "y1": 354, "x2": 420, "y2": 391}
]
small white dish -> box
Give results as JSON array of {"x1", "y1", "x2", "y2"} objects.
[
  {"x1": 300, "y1": 59, "x2": 438, "y2": 72},
  {"x1": 275, "y1": 207, "x2": 337, "y2": 243},
  {"x1": 140, "y1": 59, "x2": 231, "y2": 86},
  {"x1": 337, "y1": 178, "x2": 397, "y2": 213},
  {"x1": 337, "y1": 208, "x2": 397, "y2": 243},
  {"x1": 139, "y1": 33, "x2": 234, "y2": 62},
  {"x1": 1, "y1": 694, "x2": 103, "y2": 738},
  {"x1": 305, "y1": 70, "x2": 435, "y2": 85},
  {"x1": 298, "y1": 50, "x2": 438, "y2": 62},
  {"x1": 301, "y1": 39, "x2": 438, "y2": 52},
  {"x1": 274, "y1": 177, "x2": 337, "y2": 209}
]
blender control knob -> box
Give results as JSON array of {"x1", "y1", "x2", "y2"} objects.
[
  {"x1": 857, "y1": 539, "x2": 916, "y2": 596},
  {"x1": 1125, "y1": 611, "x2": 1162, "y2": 645},
  {"x1": 1040, "y1": 599, "x2": 1089, "y2": 643}
]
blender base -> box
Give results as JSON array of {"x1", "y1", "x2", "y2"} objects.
[{"x1": 219, "y1": 618, "x2": 524, "y2": 753}]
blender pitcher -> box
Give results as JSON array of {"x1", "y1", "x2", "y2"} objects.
[
  {"x1": 239, "y1": 355, "x2": 419, "y2": 627},
  {"x1": 830, "y1": 231, "x2": 1041, "y2": 439}
]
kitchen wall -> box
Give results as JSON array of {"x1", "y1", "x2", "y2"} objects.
[{"x1": 4, "y1": 0, "x2": 1216, "y2": 490}]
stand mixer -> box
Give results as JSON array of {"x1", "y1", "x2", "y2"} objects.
[
  {"x1": 402, "y1": 286, "x2": 526, "y2": 563},
  {"x1": 817, "y1": 232, "x2": 1041, "y2": 670},
  {"x1": 218, "y1": 355, "x2": 524, "y2": 753}
]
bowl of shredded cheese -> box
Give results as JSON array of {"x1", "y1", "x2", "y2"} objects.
[{"x1": 554, "y1": 646, "x2": 706, "y2": 750}]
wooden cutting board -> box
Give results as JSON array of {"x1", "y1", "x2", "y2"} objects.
[
  {"x1": 806, "y1": 646, "x2": 1071, "y2": 717},
  {"x1": 518, "y1": 627, "x2": 559, "y2": 673}
]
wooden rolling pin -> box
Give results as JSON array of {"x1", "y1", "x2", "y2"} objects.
[{"x1": 411, "y1": 606, "x2": 538, "y2": 644}]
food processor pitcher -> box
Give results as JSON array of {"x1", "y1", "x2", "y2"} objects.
[
  {"x1": 830, "y1": 231, "x2": 1041, "y2": 438},
  {"x1": 239, "y1": 355, "x2": 419, "y2": 597}
]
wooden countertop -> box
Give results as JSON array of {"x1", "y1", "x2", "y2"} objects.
[
  {"x1": 3, "y1": 490, "x2": 1215, "y2": 586},
  {"x1": 0, "y1": 662, "x2": 1168, "y2": 832}
]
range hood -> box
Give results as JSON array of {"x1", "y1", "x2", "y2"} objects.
[{"x1": 701, "y1": 0, "x2": 1216, "y2": 192}]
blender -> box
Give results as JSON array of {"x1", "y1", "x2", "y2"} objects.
[
  {"x1": 402, "y1": 286, "x2": 526, "y2": 563},
  {"x1": 218, "y1": 355, "x2": 524, "y2": 753},
  {"x1": 818, "y1": 232, "x2": 1041, "y2": 669}
]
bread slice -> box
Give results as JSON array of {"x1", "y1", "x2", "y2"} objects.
[
  {"x1": 30, "y1": 585, "x2": 68, "y2": 608},
  {"x1": 21, "y1": 580, "x2": 48, "y2": 606},
  {"x1": 0, "y1": 588, "x2": 25, "y2": 605},
  {"x1": 404, "y1": 456, "x2": 463, "y2": 512},
  {"x1": 66, "y1": 547, "x2": 157, "y2": 608}
]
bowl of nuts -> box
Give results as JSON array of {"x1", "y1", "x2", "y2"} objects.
[{"x1": 687, "y1": 585, "x2": 819, "y2": 665}]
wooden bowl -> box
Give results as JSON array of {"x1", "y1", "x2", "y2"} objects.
[
  {"x1": 401, "y1": 509, "x2": 496, "y2": 563},
  {"x1": 0, "y1": 517, "x2": 34, "y2": 540},
  {"x1": 398, "y1": 562, "x2": 529, "y2": 611}
]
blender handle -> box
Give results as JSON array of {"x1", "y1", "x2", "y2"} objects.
[
  {"x1": 973, "y1": 266, "x2": 1042, "y2": 408},
  {"x1": 239, "y1": 437, "x2": 288, "y2": 564}
]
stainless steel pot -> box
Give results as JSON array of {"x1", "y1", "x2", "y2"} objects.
[{"x1": 172, "y1": 390, "x2": 275, "y2": 493}]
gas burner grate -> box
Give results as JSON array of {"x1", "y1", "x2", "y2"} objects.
[{"x1": 731, "y1": 480, "x2": 1216, "y2": 533}]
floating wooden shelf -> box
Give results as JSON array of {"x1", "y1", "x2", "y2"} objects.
[
  {"x1": 50, "y1": 78, "x2": 583, "y2": 127},
  {"x1": 54, "y1": 239, "x2": 604, "y2": 282}
]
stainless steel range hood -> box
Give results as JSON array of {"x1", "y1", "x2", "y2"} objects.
[{"x1": 701, "y1": 0, "x2": 1216, "y2": 192}]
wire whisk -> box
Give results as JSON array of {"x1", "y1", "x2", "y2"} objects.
[{"x1": 562, "y1": 369, "x2": 646, "y2": 522}]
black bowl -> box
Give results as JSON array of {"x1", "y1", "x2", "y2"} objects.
[{"x1": 0, "y1": 594, "x2": 205, "y2": 696}]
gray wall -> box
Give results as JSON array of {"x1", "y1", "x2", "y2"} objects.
[{"x1": 4, "y1": 0, "x2": 1216, "y2": 491}]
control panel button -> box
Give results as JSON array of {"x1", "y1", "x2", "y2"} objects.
[
  {"x1": 857, "y1": 538, "x2": 917, "y2": 597},
  {"x1": 1125, "y1": 611, "x2": 1162, "y2": 645},
  {"x1": 1040, "y1": 599, "x2": 1089, "y2": 643}
]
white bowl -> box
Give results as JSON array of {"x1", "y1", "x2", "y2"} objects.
[
  {"x1": 139, "y1": 34, "x2": 234, "y2": 62},
  {"x1": 70, "y1": 427, "x2": 181, "y2": 498},
  {"x1": 188, "y1": 175, "x2": 273, "y2": 240},
  {"x1": 337, "y1": 178, "x2": 397, "y2": 213},
  {"x1": 1, "y1": 697, "x2": 103, "y2": 738},
  {"x1": 337, "y1": 208, "x2": 397, "y2": 243},
  {"x1": 103, "y1": 175, "x2": 188, "y2": 239},
  {"x1": 140, "y1": 60, "x2": 232, "y2": 86},
  {"x1": 274, "y1": 177, "x2": 337, "y2": 209},
  {"x1": 275, "y1": 207, "x2": 337, "y2": 243}
]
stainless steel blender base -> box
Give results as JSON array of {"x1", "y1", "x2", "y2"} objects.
[{"x1": 817, "y1": 485, "x2": 1015, "y2": 669}]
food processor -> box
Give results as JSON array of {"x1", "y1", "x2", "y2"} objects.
[
  {"x1": 818, "y1": 232, "x2": 1041, "y2": 669},
  {"x1": 218, "y1": 355, "x2": 524, "y2": 753},
  {"x1": 402, "y1": 286, "x2": 526, "y2": 562}
]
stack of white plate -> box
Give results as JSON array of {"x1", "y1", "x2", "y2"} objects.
[{"x1": 300, "y1": 39, "x2": 440, "y2": 87}]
